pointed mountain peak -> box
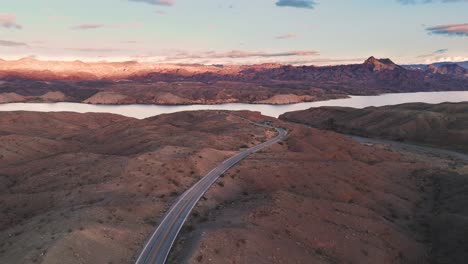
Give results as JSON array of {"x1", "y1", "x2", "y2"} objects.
[
  {"x1": 364, "y1": 56, "x2": 401, "y2": 71},
  {"x1": 364, "y1": 56, "x2": 378, "y2": 64}
]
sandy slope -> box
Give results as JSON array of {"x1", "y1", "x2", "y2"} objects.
[{"x1": 1, "y1": 110, "x2": 465, "y2": 264}]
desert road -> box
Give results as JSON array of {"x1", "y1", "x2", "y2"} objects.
[{"x1": 135, "y1": 127, "x2": 287, "y2": 264}]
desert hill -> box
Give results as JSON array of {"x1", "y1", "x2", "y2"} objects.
[
  {"x1": 0, "y1": 110, "x2": 274, "y2": 264},
  {"x1": 280, "y1": 102, "x2": 468, "y2": 152},
  {"x1": 1, "y1": 110, "x2": 467, "y2": 263},
  {"x1": 426, "y1": 64, "x2": 467, "y2": 77}
]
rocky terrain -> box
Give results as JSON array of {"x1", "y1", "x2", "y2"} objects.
[
  {"x1": 0, "y1": 57, "x2": 467, "y2": 105},
  {"x1": 0, "y1": 110, "x2": 274, "y2": 264},
  {"x1": 426, "y1": 64, "x2": 467, "y2": 77},
  {"x1": 167, "y1": 114, "x2": 468, "y2": 264},
  {"x1": 280, "y1": 102, "x2": 468, "y2": 153},
  {"x1": 1, "y1": 110, "x2": 467, "y2": 263}
]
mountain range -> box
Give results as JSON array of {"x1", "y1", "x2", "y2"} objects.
[
  {"x1": 0, "y1": 57, "x2": 467, "y2": 105},
  {"x1": 403, "y1": 61, "x2": 468, "y2": 71},
  {"x1": 0, "y1": 56, "x2": 467, "y2": 81}
]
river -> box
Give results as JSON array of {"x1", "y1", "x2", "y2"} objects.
[{"x1": 1, "y1": 91, "x2": 468, "y2": 119}]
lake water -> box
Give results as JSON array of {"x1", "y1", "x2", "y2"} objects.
[{"x1": 1, "y1": 91, "x2": 468, "y2": 119}]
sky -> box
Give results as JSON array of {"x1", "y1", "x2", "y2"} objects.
[{"x1": 1, "y1": 0, "x2": 467, "y2": 65}]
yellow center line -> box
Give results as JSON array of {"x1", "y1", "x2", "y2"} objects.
[{"x1": 147, "y1": 178, "x2": 208, "y2": 263}]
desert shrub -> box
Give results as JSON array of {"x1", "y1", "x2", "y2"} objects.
[
  {"x1": 169, "y1": 179, "x2": 180, "y2": 187},
  {"x1": 184, "y1": 224, "x2": 195, "y2": 232},
  {"x1": 144, "y1": 217, "x2": 157, "y2": 225}
]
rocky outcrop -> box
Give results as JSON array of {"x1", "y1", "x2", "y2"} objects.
[
  {"x1": 255, "y1": 94, "x2": 316, "y2": 104},
  {"x1": 280, "y1": 102, "x2": 468, "y2": 152},
  {"x1": 364, "y1": 56, "x2": 403, "y2": 72},
  {"x1": 83, "y1": 92, "x2": 133, "y2": 104},
  {"x1": 0, "y1": 92, "x2": 25, "y2": 103},
  {"x1": 427, "y1": 64, "x2": 467, "y2": 77}
]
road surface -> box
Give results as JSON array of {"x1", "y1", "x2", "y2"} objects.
[{"x1": 135, "y1": 127, "x2": 287, "y2": 264}]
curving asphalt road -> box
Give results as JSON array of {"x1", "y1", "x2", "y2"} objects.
[{"x1": 135, "y1": 127, "x2": 287, "y2": 264}]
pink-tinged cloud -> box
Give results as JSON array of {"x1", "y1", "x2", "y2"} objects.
[
  {"x1": 230, "y1": 50, "x2": 318, "y2": 58},
  {"x1": 71, "y1": 23, "x2": 142, "y2": 30},
  {"x1": 0, "y1": 39, "x2": 28, "y2": 47},
  {"x1": 426, "y1": 23, "x2": 468, "y2": 36},
  {"x1": 173, "y1": 50, "x2": 319, "y2": 59},
  {"x1": 156, "y1": 10, "x2": 167, "y2": 15},
  {"x1": 129, "y1": 0, "x2": 175, "y2": 6},
  {"x1": 134, "y1": 50, "x2": 319, "y2": 61},
  {"x1": 47, "y1": 15, "x2": 71, "y2": 21},
  {"x1": 66, "y1": 47, "x2": 122, "y2": 53},
  {"x1": 0, "y1": 13, "x2": 22, "y2": 29},
  {"x1": 276, "y1": 33, "x2": 299, "y2": 39},
  {"x1": 133, "y1": 50, "x2": 352, "y2": 65},
  {"x1": 71, "y1": 24, "x2": 106, "y2": 30},
  {"x1": 130, "y1": 22, "x2": 142, "y2": 28}
]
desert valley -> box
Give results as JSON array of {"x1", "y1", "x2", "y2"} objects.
[
  {"x1": 1, "y1": 57, "x2": 468, "y2": 264},
  {"x1": 1, "y1": 106, "x2": 468, "y2": 264}
]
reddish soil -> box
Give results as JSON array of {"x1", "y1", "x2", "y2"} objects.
[
  {"x1": 1, "y1": 110, "x2": 466, "y2": 264},
  {"x1": 280, "y1": 102, "x2": 468, "y2": 152}
]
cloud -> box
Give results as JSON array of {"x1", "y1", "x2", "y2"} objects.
[
  {"x1": 0, "y1": 39, "x2": 28, "y2": 47},
  {"x1": 66, "y1": 48, "x2": 122, "y2": 53},
  {"x1": 417, "y1": 48, "x2": 449, "y2": 58},
  {"x1": 426, "y1": 23, "x2": 468, "y2": 36},
  {"x1": 71, "y1": 22, "x2": 142, "y2": 30},
  {"x1": 425, "y1": 56, "x2": 468, "y2": 64},
  {"x1": 133, "y1": 51, "x2": 369, "y2": 66},
  {"x1": 132, "y1": 49, "x2": 320, "y2": 65},
  {"x1": 398, "y1": 0, "x2": 467, "y2": 4},
  {"x1": 47, "y1": 15, "x2": 72, "y2": 21},
  {"x1": 283, "y1": 57, "x2": 366, "y2": 66},
  {"x1": 0, "y1": 13, "x2": 22, "y2": 29},
  {"x1": 275, "y1": 0, "x2": 317, "y2": 9},
  {"x1": 164, "y1": 50, "x2": 319, "y2": 59},
  {"x1": 434, "y1": 48, "x2": 449, "y2": 54},
  {"x1": 128, "y1": 0, "x2": 174, "y2": 6},
  {"x1": 275, "y1": 33, "x2": 299, "y2": 39},
  {"x1": 71, "y1": 24, "x2": 106, "y2": 30}
]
